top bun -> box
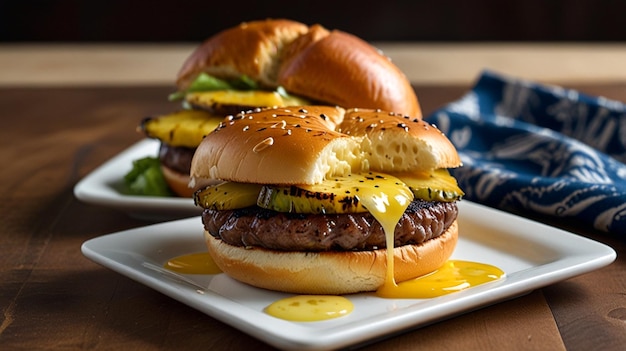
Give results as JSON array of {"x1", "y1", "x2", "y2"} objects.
[
  {"x1": 176, "y1": 19, "x2": 420, "y2": 117},
  {"x1": 176, "y1": 19, "x2": 308, "y2": 90},
  {"x1": 190, "y1": 106, "x2": 361, "y2": 185},
  {"x1": 277, "y1": 25, "x2": 420, "y2": 118},
  {"x1": 190, "y1": 106, "x2": 461, "y2": 185}
]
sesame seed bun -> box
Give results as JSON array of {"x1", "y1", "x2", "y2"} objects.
[
  {"x1": 176, "y1": 19, "x2": 420, "y2": 116},
  {"x1": 190, "y1": 106, "x2": 461, "y2": 185}
]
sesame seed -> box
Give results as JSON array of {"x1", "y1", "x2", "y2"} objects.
[
  {"x1": 253, "y1": 137, "x2": 274, "y2": 153},
  {"x1": 271, "y1": 120, "x2": 287, "y2": 129}
]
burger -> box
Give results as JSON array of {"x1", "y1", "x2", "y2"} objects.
[
  {"x1": 128, "y1": 18, "x2": 420, "y2": 198},
  {"x1": 191, "y1": 106, "x2": 463, "y2": 294}
]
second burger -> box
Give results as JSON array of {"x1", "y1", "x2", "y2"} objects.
[{"x1": 128, "y1": 18, "x2": 421, "y2": 197}]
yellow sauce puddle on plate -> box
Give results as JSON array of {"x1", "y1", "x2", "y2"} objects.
[
  {"x1": 377, "y1": 260, "x2": 505, "y2": 299},
  {"x1": 163, "y1": 252, "x2": 221, "y2": 275}
]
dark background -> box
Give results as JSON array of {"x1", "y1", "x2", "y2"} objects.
[{"x1": 1, "y1": 0, "x2": 625, "y2": 43}]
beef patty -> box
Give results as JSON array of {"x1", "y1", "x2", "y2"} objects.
[
  {"x1": 202, "y1": 200, "x2": 458, "y2": 251},
  {"x1": 159, "y1": 143, "x2": 195, "y2": 174}
]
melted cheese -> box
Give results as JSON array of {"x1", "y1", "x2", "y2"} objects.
[
  {"x1": 186, "y1": 90, "x2": 310, "y2": 109},
  {"x1": 348, "y1": 173, "x2": 504, "y2": 299},
  {"x1": 348, "y1": 173, "x2": 413, "y2": 294}
]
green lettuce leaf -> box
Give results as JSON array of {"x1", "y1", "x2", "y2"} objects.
[
  {"x1": 188, "y1": 73, "x2": 232, "y2": 91},
  {"x1": 124, "y1": 157, "x2": 173, "y2": 197},
  {"x1": 168, "y1": 73, "x2": 259, "y2": 101}
]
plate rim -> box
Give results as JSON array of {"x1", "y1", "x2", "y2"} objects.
[
  {"x1": 73, "y1": 139, "x2": 199, "y2": 218},
  {"x1": 81, "y1": 201, "x2": 616, "y2": 350}
]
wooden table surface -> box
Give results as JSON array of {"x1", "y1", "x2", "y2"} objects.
[{"x1": 1, "y1": 43, "x2": 626, "y2": 350}]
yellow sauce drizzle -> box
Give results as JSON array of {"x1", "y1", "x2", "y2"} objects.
[
  {"x1": 377, "y1": 260, "x2": 505, "y2": 299},
  {"x1": 163, "y1": 252, "x2": 222, "y2": 275},
  {"x1": 354, "y1": 173, "x2": 413, "y2": 296},
  {"x1": 352, "y1": 173, "x2": 505, "y2": 299},
  {"x1": 265, "y1": 295, "x2": 354, "y2": 322},
  {"x1": 164, "y1": 172, "x2": 504, "y2": 325}
]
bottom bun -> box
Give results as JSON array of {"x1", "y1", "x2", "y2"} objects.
[
  {"x1": 161, "y1": 165, "x2": 194, "y2": 198},
  {"x1": 204, "y1": 220, "x2": 458, "y2": 295},
  {"x1": 161, "y1": 165, "x2": 218, "y2": 198}
]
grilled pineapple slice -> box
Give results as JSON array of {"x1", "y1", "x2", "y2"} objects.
[
  {"x1": 194, "y1": 170, "x2": 462, "y2": 212},
  {"x1": 194, "y1": 182, "x2": 263, "y2": 210},
  {"x1": 398, "y1": 169, "x2": 464, "y2": 202},
  {"x1": 186, "y1": 90, "x2": 310, "y2": 111},
  {"x1": 140, "y1": 110, "x2": 223, "y2": 148},
  {"x1": 257, "y1": 172, "x2": 414, "y2": 214}
]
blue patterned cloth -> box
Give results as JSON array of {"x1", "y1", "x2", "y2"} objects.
[{"x1": 426, "y1": 71, "x2": 626, "y2": 235}]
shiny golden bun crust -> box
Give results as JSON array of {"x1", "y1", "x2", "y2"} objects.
[
  {"x1": 278, "y1": 26, "x2": 420, "y2": 117},
  {"x1": 176, "y1": 19, "x2": 308, "y2": 90},
  {"x1": 190, "y1": 106, "x2": 362, "y2": 185},
  {"x1": 176, "y1": 19, "x2": 420, "y2": 117},
  {"x1": 204, "y1": 220, "x2": 458, "y2": 295},
  {"x1": 190, "y1": 106, "x2": 462, "y2": 185}
]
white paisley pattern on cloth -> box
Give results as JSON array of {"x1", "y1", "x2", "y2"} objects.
[{"x1": 427, "y1": 70, "x2": 626, "y2": 234}]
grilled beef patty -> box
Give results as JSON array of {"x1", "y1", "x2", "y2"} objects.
[
  {"x1": 158, "y1": 143, "x2": 195, "y2": 174},
  {"x1": 202, "y1": 200, "x2": 458, "y2": 251}
]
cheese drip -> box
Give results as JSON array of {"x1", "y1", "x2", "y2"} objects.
[
  {"x1": 346, "y1": 173, "x2": 413, "y2": 294},
  {"x1": 301, "y1": 172, "x2": 415, "y2": 294}
]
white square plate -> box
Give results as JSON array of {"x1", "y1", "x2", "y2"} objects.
[
  {"x1": 74, "y1": 139, "x2": 199, "y2": 220},
  {"x1": 81, "y1": 201, "x2": 616, "y2": 350}
]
